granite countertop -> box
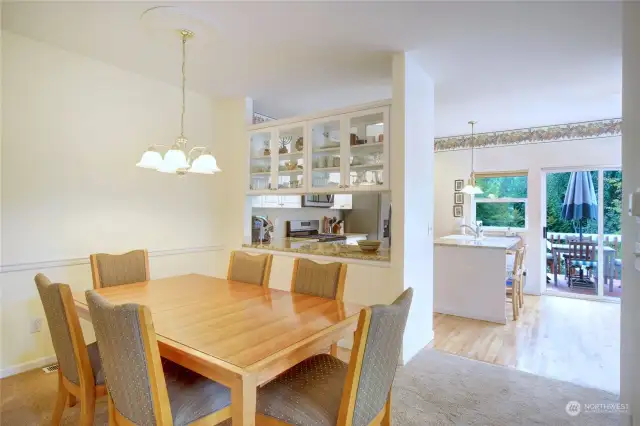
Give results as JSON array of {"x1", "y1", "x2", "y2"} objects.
[
  {"x1": 242, "y1": 238, "x2": 390, "y2": 262},
  {"x1": 435, "y1": 235, "x2": 520, "y2": 250}
]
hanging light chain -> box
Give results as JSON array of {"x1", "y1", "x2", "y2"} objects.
[{"x1": 180, "y1": 30, "x2": 188, "y2": 138}]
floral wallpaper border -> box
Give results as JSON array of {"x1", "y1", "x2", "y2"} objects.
[
  {"x1": 434, "y1": 118, "x2": 622, "y2": 152},
  {"x1": 253, "y1": 112, "x2": 275, "y2": 125}
]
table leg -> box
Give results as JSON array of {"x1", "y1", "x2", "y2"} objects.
[{"x1": 232, "y1": 374, "x2": 257, "y2": 426}]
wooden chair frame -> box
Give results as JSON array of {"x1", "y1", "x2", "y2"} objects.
[
  {"x1": 563, "y1": 241, "x2": 597, "y2": 287},
  {"x1": 256, "y1": 307, "x2": 391, "y2": 426},
  {"x1": 107, "y1": 305, "x2": 232, "y2": 426},
  {"x1": 226, "y1": 251, "x2": 274, "y2": 288},
  {"x1": 290, "y1": 258, "x2": 348, "y2": 356},
  {"x1": 506, "y1": 247, "x2": 525, "y2": 321},
  {"x1": 90, "y1": 249, "x2": 150, "y2": 289},
  {"x1": 50, "y1": 285, "x2": 107, "y2": 426}
]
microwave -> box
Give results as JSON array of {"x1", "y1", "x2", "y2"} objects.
[{"x1": 301, "y1": 194, "x2": 334, "y2": 208}]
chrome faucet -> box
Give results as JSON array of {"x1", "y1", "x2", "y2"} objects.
[{"x1": 460, "y1": 221, "x2": 484, "y2": 239}]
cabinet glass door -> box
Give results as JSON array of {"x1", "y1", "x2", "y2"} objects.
[
  {"x1": 346, "y1": 107, "x2": 389, "y2": 190},
  {"x1": 275, "y1": 125, "x2": 305, "y2": 192},
  {"x1": 309, "y1": 117, "x2": 344, "y2": 192},
  {"x1": 249, "y1": 130, "x2": 274, "y2": 192}
]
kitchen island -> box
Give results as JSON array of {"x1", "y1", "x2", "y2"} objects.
[{"x1": 434, "y1": 235, "x2": 520, "y2": 324}]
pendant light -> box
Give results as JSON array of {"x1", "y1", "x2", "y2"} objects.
[
  {"x1": 461, "y1": 120, "x2": 483, "y2": 195},
  {"x1": 136, "y1": 29, "x2": 221, "y2": 175}
]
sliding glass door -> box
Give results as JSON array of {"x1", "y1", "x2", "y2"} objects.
[{"x1": 543, "y1": 168, "x2": 622, "y2": 300}]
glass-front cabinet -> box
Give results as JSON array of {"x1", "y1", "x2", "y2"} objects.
[
  {"x1": 249, "y1": 130, "x2": 274, "y2": 192},
  {"x1": 274, "y1": 124, "x2": 306, "y2": 193},
  {"x1": 308, "y1": 116, "x2": 344, "y2": 192},
  {"x1": 345, "y1": 107, "x2": 389, "y2": 191},
  {"x1": 248, "y1": 103, "x2": 390, "y2": 194}
]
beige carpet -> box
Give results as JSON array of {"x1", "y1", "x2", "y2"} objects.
[{"x1": 1, "y1": 349, "x2": 619, "y2": 425}]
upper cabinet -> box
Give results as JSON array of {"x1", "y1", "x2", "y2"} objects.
[{"x1": 248, "y1": 102, "x2": 390, "y2": 195}]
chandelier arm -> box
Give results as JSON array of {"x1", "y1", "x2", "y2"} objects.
[{"x1": 186, "y1": 146, "x2": 207, "y2": 160}]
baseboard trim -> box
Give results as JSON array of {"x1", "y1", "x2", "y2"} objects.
[
  {"x1": 0, "y1": 355, "x2": 57, "y2": 379},
  {"x1": 0, "y1": 245, "x2": 225, "y2": 273}
]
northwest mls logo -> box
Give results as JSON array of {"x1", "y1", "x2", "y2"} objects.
[{"x1": 565, "y1": 401, "x2": 581, "y2": 416}]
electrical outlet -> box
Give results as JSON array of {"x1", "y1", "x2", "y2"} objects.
[{"x1": 30, "y1": 318, "x2": 43, "y2": 334}]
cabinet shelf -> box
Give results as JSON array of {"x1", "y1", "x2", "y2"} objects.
[
  {"x1": 278, "y1": 169, "x2": 304, "y2": 175},
  {"x1": 251, "y1": 171, "x2": 272, "y2": 176},
  {"x1": 350, "y1": 142, "x2": 384, "y2": 151},
  {"x1": 350, "y1": 164, "x2": 384, "y2": 170},
  {"x1": 313, "y1": 146, "x2": 341, "y2": 153},
  {"x1": 312, "y1": 167, "x2": 341, "y2": 172}
]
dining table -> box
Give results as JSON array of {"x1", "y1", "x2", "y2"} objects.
[{"x1": 73, "y1": 273, "x2": 364, "y2": 425}]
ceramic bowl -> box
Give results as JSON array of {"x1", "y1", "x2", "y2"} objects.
[{"x1": 357, "y1": 240, "x2": 381, "y2": 252}]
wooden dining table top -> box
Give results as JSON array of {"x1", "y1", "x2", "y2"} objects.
[{"x1": 72, "y1": 273, "x2": 364, "y2": 369}]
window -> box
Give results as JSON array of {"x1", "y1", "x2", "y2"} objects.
[{"x1": 474, "y1": 172, "x2": 528, "y2": 229}]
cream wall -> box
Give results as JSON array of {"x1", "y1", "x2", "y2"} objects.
[
  {"x1": 621, "y1": 3, "x2": 639, "y2": 423},
  {"x1": 0, "y1": 32, "x2": 229, "y2": 375},
  {"x1": 435, "y1": 136, "x2": 622, "y2": 295}
]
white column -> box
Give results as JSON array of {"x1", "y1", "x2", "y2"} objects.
[
  {"x1": 211, "y1": 98, "x2": 254, "y2": 254},
  {"x1": 622, "y1": 3, "x2": 640, "y2": 424},
  {"x1": 391, "y1": 52, "x2": 435, "y2": 363}
]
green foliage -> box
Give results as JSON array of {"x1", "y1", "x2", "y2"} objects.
[
  {"x1": 476, "y1": 176, "x2": 527, "y2": 199},
  {"x1": 546, "y1": 171, "x2": 621, "y2": 235},
  {"x1": 476, "y1": 202, "x2": 526, "y2": 227}
]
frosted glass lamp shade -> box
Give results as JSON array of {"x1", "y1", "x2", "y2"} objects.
[
  {"x1": 461, "y1": 178, "x2": 483, "y2": 195},
  {"x1": 159, "y1": 148, "x2": 189, "y2": 173},
  {"x1": 136, "y1": 150, "x2": 163, "y2": 169},
  {"x1": 189, "y1": 154, "x2": 221, "y2": 174}
]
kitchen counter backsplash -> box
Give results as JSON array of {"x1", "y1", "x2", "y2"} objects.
[{"x1": 242, "y1": 238, "x2": 390, "y2": 262}]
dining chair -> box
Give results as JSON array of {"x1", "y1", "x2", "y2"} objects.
[
  {"x1": 85, "y1": 290, "x2": 232, "y2": 426},
  {"x1": 506, "y1": 248, "x2": 524, "y2": 320},
  {"x1": 89, "y1": 249, "x2": 149, "y2": 289},
  {"x1": 290, "y1": 258, "x2": 348, "y2": 356},
  {"x1": 35, "y1": 273, "x2": 106, "y2": 426},
  {"x1": 256, "y1": 288, "x2": 413, "y2": 426},
  {"x1": 227, "y1": 251, "x2": 273, "y2": 287}
]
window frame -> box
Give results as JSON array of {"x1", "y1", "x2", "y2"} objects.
[{"x1": 472, "y1": 171, "x2": 529, "y2": 231}]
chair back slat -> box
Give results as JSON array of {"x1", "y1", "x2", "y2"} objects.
[{"x1": 90, "y1": 250, "x2": 149, "y2": 289}]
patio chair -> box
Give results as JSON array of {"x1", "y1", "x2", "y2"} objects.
[{"x1": 563, "y1": 240, "x2": 598, "y2": 288}]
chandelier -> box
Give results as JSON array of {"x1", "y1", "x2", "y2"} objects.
[
  {"x1": 136, "y1": 29, "x2": 221, "y2": 175},
  {"x1": 461, "y1": 120, "x2": 483, "y2": 195}
]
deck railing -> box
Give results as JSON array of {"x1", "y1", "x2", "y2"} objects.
[{"x1": 546, "y1": 232, "x2": 622, "y2": 279}]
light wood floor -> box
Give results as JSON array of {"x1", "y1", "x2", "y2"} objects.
[
  {"x1": 0, "y1": 294, "x2": 620, "y2": 425},
  {"x1": 433, "y1": 294, "x2": 620, "y2": 394}
]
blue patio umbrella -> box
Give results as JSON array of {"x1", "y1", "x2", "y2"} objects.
[{"x1": 561, "y1": 171, "x2": 598, "y2": 240}]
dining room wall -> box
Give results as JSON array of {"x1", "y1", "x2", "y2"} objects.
[
  {"x1": 0, "y1": 31, "x2": 229, "y2": 376},
  {"x1": 434, "y1": 135, "x2": 622, "y2": 296}
]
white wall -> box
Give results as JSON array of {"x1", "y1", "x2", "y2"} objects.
[
  {"x1": 0, "y1": 32, "x2": 229, "y2": 374},
  {"x1": 391, "y1": 52, "x2": 435, "y2": 363},
  {"x1": 435, "y1": 136, "x2": 622, "y2": 295},
  {"x1": 252, "y1": 206, "x2": 343, "y2": 239},
  {"x1": 621, "y1": 3, "x2": 640, "y2": 423}
]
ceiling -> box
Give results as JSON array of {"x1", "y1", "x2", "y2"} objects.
[{"x1": 2, "y1": 1, "x2": 622, "y2": 137}]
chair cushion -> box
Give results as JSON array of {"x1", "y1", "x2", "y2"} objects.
[
  {"x1": 162, "y1": 359, "x2": 231, "y2": 426},
  {"x1": 257, "y1": 354, "x2": 348, "y2": 426},
  {"x1": 615, "y1": 258, "x2": 622, "y2": 266},
  {"x1": 86, "y1": 342, "x2": 105, "y2": 385},
  {"x1": 546, "y1": 253, "x2": 554, "y2": 260},
  {"x1": 570, "y1": 260, "x2": 598, "y2": 268},
  {"x1": 505, "y1": 278, "x2": 513, "y2": 287}
]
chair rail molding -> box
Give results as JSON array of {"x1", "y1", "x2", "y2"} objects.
[
  {"x1": 0, "y1": 245, "x2": 225, "y2": 273},
  {"x1": 435, "y1": 118, "x2": 622, "y2": 152}
]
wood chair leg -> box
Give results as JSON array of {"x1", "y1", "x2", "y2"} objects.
[
  {"x1": 330, "y1": 343, "x2": 338, "y2": 357},
  {"x1": 518, "y1": 279, "x2": 524, "y2": 308},
  {"x1": 108, "y1": 394, "x2": 117, "y2": 426},
  {"x1": 512, "y1": 289, "x2": 519, "y2": 321},
  {"x1": 79, "y1": 387, "x2": 96, "y2": 426},
  {"x1": 67, "y1": 393, "x2": 77, "y2": 408},
  {"x1": 381, "y1": 391, "x2": 392, "y2": 426},
  {"x1": 51, "y1": 371, "x2": 69, "y2": 426}
]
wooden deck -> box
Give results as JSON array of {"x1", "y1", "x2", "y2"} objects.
[{"x1": 546, "y1": 273, "x2": 622, "y2": 298}]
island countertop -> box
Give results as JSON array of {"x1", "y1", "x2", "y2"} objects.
[
  {"x1": 435, "y1": 235, "x2": 520, "y2": 250},
  {"x1": 242, "y1": 238, "x2": 390, "y2": 262}
]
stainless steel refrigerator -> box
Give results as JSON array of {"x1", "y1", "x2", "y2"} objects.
[{"x1": 343, "y1": 192, "x2": 391, "y2": 247}]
